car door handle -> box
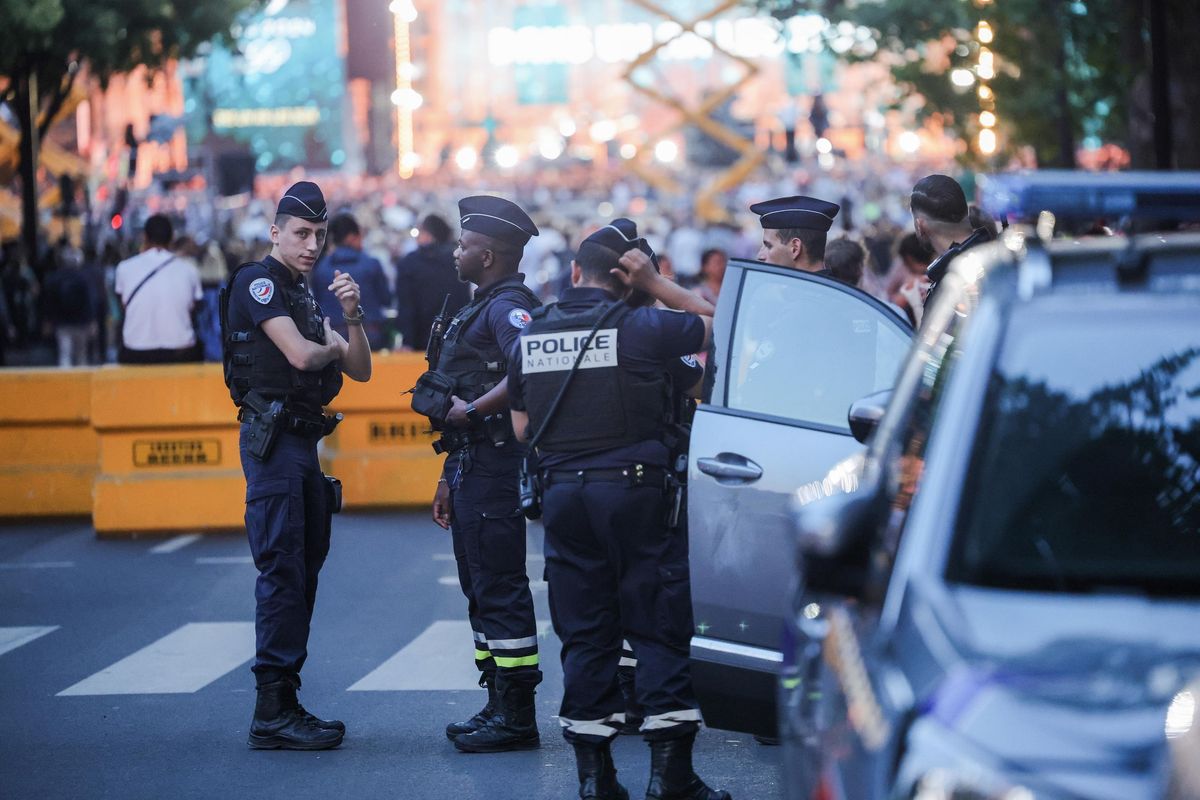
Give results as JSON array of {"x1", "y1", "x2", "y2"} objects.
[{"x1": 696, "y1": 455, "x2": 763, "y2": 482}]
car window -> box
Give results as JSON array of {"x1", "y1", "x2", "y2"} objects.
[
  {"x1": 876, "y1": 276, "x2": 972, "y2": 549},
  {"x1": 725, "y1": 270, "x2": 910, "y2": 429},
  {"x1": 948, "y1": 302, "x2": 1200, "y2": 596}
]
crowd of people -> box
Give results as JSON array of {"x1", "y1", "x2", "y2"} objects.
[{"x1": 0, "y1": 155, "x2": 979, "y2": 368}]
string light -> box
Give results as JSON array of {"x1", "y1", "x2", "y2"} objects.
[{"x1": 393, "y1": 1, "x2": 418, "y2": 178}]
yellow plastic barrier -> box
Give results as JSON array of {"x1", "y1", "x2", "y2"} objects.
[
  {"x1": 0, "y1": 368, "x2": 96, "y2": 516},
  {"x1": 90, "y1": 364, "x2": 244, "y2": 535},
  {"x1": 323, "y1": 352, "x2": 443, "y2": 509}
]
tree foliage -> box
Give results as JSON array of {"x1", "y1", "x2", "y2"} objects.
[
  {"x1": 0, "y1": 0, "x2": 256, "y2": 260},
  {"x1": 749, "y1": 0, "x2": 1198, "y2": 168}
]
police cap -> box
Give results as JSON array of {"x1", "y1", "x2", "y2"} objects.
[
  {"x1": 277, "y1": 181, "x2": 328, "y2": 222},
  {"x1": 578, "y1": 217, "x2": 659, "y2": 271},
  {"x1": 458, "y1": 195, "x2": 539, "y2": 247},
  {"x1": 749, "y1": 195, "x2": 840, "y2": 231}
]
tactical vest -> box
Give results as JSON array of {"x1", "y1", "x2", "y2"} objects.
[
  {"x1": 521, "y1": 301, "x2": 670, "y2": 453},
  {"x1": 219, "y1": 260, "x2": 343, "y2": 408},
  {"x1": 434, "y1": 282, "x2": 540, "y2": 403}
]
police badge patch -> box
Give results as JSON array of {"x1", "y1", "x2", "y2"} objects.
[
  {"x1": 681, "y1": 355, "x2": 699, "y2": 367},
  {"x1": 249, "y1": 278, "x2": 275, "y2": 305},
  {"x1": 508, "y1": 308, "x2": 532, "y2": 329}
]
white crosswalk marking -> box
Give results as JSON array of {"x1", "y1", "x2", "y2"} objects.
[
  {"x1": 438, "y1": 575, "x2": 546, "y2": 590},
  {"x1": 348, "y1": 620, "x2": 550, "y2": 691},
  {"x1": 58, "y1": 623, "x2": 255, "y2": 696},
  {"x1": 195, "y1": 556, "x2": 255, "y2": 565},
  {"x1": 0, "y1": 626, "x2": 59, "y2": 657},
  {"x1": 150, "y1": 534, "x2": 203, "y2": 554}
]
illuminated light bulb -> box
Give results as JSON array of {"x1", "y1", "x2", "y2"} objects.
[
  {"x1": 619, "y1": 143, "x2": 637, "y2": 160},
  {"x1": 494, "y1": 145, "x2": 520, "y2": 169},
  {"x1": 951, "y1": 68, "x2": 976, "y2": 88},
  {"x1": 654, "y1": 140, "x2": 678, "y2": 163},
  {"x1": 899, "y1": 131, "x2": 921, "y2": 154},
  {"x1": 454, "y1": 146, "x2": 478, "y2": 171},
  {"x1": 978, "y1": 128, "x2": 997, "y2": 154},
  {"x1": 815, "y1": 137, "x2": 833, "y2": 154},
  {"x1": 977, "y1": 21, "x2": 993, "y2": 44},
  {"x1": 980, "y1": 110, "x2": 997, "y2": 128}
]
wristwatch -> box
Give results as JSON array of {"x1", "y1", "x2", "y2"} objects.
[
  {"x1": 343, "y1": 304, "x2": 365, "y2": 325},
  {"x1": 465, "y1": 403, "x2": 481, "y2": 426}
]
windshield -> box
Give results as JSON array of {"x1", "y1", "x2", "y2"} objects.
[{"x1": 947, "y1": 300, "x2": 1200, "y2": 595}]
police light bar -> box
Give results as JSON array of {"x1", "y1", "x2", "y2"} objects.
[{"x1": 979, "y1": 170, "x2": 1200, "y2": 221}]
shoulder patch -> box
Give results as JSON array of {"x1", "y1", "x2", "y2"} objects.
[
  {"x1": 508, "y1": 308, "x2": 532, "y2": 329},
  {"x1": 681, "y1": 354, "x2": 699, "y2": 368},
  {"x1": 249, "y1": 277, "x2": 275, "y2": 305}
]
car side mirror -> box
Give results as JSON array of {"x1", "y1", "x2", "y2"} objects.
[
  {"x1": 791, "y1": 467, "x2": 886, "y2": 596},
  {"x1": 848, "y1": 389, "x2": 891, "y2": 444}
]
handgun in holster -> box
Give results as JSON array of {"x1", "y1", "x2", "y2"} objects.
[{"x1": 242, "y1": 390, "x2": 284, "y2": 462}]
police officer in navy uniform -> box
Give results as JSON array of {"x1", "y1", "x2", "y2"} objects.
[
  {"x1": 220, "y1": 181, "x2": 372, "y2": 750},
  {"x1": 509, "y1": 220, "x2": 730, "y2": 800},
  {"x1": 423, "y1": 195, "x2": 544, "y2": 753},
  {"x1": 752, "y1": 195, "x2": 841, "y2": 273},
  {"x1": 910, "y1": 173, "x2": 995, "y2": 317}
]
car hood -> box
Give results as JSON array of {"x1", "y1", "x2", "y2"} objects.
[{"x1": 910, "y1": 585, "x2": 1200, "y2": 798}]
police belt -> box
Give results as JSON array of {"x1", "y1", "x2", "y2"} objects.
[
  {"x1": 238, "y1": 405, "x2": 341, "y2": 438},
  {"x1": 542, "y1": 464, "x2": 669, "y2": 489},
  {"x1": 432, "y1": 428, "x2": 488, "y2": 455}
]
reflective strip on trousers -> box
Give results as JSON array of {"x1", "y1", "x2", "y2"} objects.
[
  {"x1": 560, "y1": 712, "x2": 626, "y2": 739},
  {"x1": 489, "y1": 633, "x2": 538, "y2": 669},
  {"x1": 642, "y1": 708, "x2": 703, "y2": 731},
  {"x1": 620, "y1": 639, "x2": 636, "y2": 668},
  {"x1": 488, "y1": 635, "x2": 538, "y2": 651}
]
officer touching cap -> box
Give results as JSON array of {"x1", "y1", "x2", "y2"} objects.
[
  {"x1": 220, "y1": 180, "x2": 372, "y2": 750},
  {"x1": 508, "y1": 219, "x2": 731, "y2": 800},
  {"x1": 417, "y1": 195, "x2": 545, "y2": 753},
  {"x1": 751, "y1": 195, "x2": 840, "y2": 273}
]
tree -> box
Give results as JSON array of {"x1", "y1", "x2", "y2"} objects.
[
  {"x1": 749, "y1": 0, "x2": 1200, "y2": 169},
  {"x1": 0, "y1": 0, "x2": 256, "y2": 265}
]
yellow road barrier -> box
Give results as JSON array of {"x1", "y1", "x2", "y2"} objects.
[
  {"x1": 0, "y1": 368, "x2": 96, "y2": 516},
  {"x1": 0, "y1": 353, "x2": 445, "y2": 532},
  {"x1": 324, "y1": 352, "x2": 441, "y2": 509},
  {"x1": 91, "y1": 364, "x2": 244, "y2": 536}
]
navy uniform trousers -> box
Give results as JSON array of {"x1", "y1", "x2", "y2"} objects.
[
  {"x1": 449, "y1": 443, "x2": 541, "y2": 683},
  {"x1": 240, "y1": 425, "x2": 331, "y2": 684},
  {"x1": 543, "y1": 473, "x2": 701, "y2": 743}
]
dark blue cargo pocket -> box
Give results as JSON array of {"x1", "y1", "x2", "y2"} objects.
[
  {"x1": 656, "y1": 559, "x2": 695, "y2": 648},
  {"x1": 477, "y1": 500, "x2": 526, "y2": 574},
  {"x1": 245, "y1": 477, "x2": 300, "y2": 564}
]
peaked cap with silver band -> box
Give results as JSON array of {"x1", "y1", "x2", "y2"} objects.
[
  {"x1": 458, "y1": 195, "x2": 539, "y2": 246},
  {"x1": 277, "y1": 181, "x2": 328, "y2": 222},
  {"x1": 749, "y1": 195, "x2": 840, "y2": 231}
]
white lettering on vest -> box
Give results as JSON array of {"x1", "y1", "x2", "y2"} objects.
[{"x1": 522, "y1": 328, "x2": 619, "y2": 374}]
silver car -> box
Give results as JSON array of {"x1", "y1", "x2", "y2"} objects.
[{"x1": 686, "y1": 258, "x2": 911, "y2": 737}]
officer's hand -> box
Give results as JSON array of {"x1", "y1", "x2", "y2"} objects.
[
  {"x1": 445, "y1": 394, "x2": 470, "y2": 428},
  {"x1": 329, "y1": 269, "x2": 362, "y2": 317},
  {"x1": 432, "y1": 480, "x2": 452, "y2": 530},
  {"x1": 324, "y1": 317, "x2": 350, "y2": 357},
  {"x1": 614, "y1": 249, "x2": 658, "y2": 292}
]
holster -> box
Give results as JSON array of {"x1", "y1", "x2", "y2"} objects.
[
  {"x1": 241, "y1": 391, "x2": 284, "y2": 462},
  {"x1": 518, "y1": 454, "x2": 542, "y2": 521},
  {"x1": 323, "y1": 474, "x2": 343, "y2": 514}
]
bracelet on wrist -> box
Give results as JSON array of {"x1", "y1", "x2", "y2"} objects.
[{"x1": 343, "y1": 304, "x2": 365, "y2": 325}]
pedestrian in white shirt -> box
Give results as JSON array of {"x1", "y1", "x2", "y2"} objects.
[{"x1": 114, "y1": 214, "x2": 203, "y2": 364}]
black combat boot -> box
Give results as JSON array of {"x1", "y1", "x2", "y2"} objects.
[
  {"x1": 616, "y1": 666, "x2": 644, "y2": 736},
  {"x1": 644, "y1": 730, "x2": 731, "y2": 800},
  {"x1": 573, "y1": 739, "x2": 630, "y2": 800},
  {"x1": 247, "y1": 680, "x2": 344, "y2": 751},
  {"x1": 452, "y1": 675, "x2": 540, "y2": 753},
  {"x1": 284, "y1": 674, "x2": 346, "y2": 734},
  {"x1": 446, "y1": 670, "x2": 498, "y2": 740}
]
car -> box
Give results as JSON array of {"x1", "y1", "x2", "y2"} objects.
[
  {"x1": 685, "y1": 256, "x2": 912, "y2": 738},
  {"x1": 782, "y1": 173, "x2": 1200, "y2": 800}
]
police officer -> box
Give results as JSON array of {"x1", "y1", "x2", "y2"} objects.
[
  {"x1": 220, "y1": 181, "x2": 372, "y2": 750},
  {"x1": 509, "y1": 220, "x2": 730, "y2": 800},
  {"x1": 422, "y1": 195, "x2": 544, "y2": 753},
  {"x1": 752, "y1": 195, "x2": 841, "y2": 273},
  {"x1": 910, "y1": 174, "x2": 995, "y2": 317}
]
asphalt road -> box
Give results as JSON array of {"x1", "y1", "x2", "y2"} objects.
[{"x1": 0, "y1": 512, "x2": 782, "y2": 800}]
